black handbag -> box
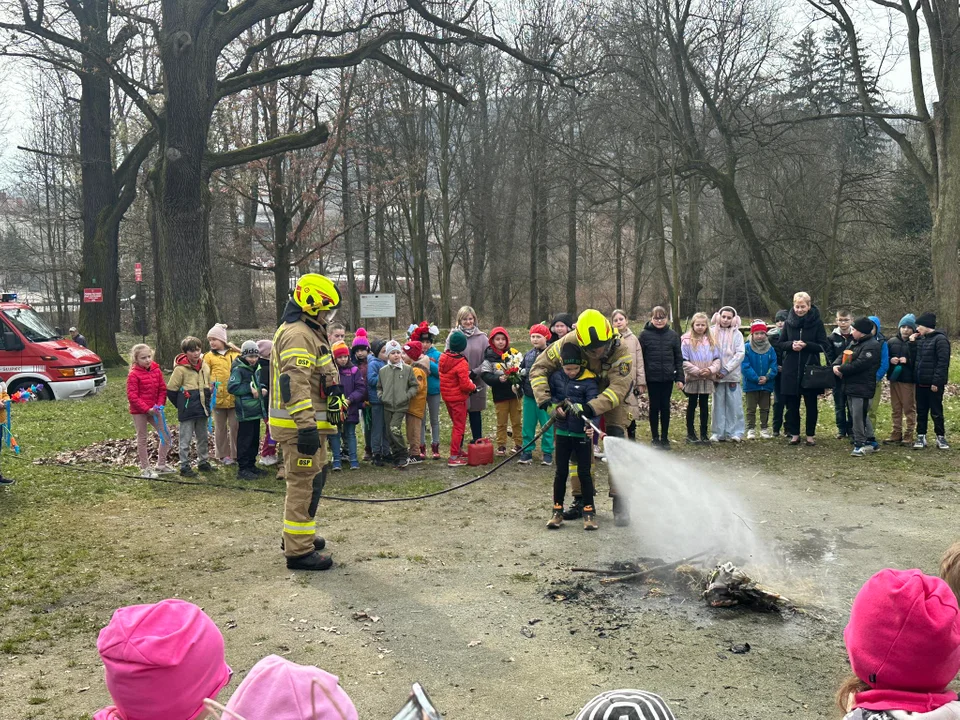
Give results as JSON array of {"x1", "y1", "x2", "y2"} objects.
[{"x1": 801, "y1": 364, "x2": 835, "y2": 390}]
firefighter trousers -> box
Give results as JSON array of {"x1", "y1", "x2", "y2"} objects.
[{"x1": 279, "y1": 438, "x2": 328, "y2": 558}]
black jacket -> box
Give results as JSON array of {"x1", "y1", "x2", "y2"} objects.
[
  {"x1": 886, "y1": 335, "x2": 916, "y2": 384},
  {"x1": 833, "y1": 335, "x2": 880, "y2": 399},
  {"x1": 481, "y1": 346, "x2": 521, "y2": 403},
  {"x1": 549, "y1": 368, "x2": 599, "y2": 435},
  {"x1": 638, "y1": 322, "x2": 683, "y2": 383},
  {"x1": 826, "y1": 329, "x2": 854, "y2": 365},
  {"x1": 777, "y1": 305, "x2": 829, "y2": 396},
  {"x1": 915, "y1": 330, "x2": 951, "y2": 387}
]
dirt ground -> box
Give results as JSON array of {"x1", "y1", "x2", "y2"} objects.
[{"x1": 2, "y1": 433, "x2": 958, "y2": 720}]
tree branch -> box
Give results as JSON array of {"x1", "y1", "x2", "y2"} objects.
[
  {"x1": 214, "y1": 0, "x2": 311, "y2": 51},
  {"x1": 205, "y1": 123, "x2": 330, "y2": 172}
]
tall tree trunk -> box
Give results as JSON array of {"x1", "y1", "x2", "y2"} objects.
[
  {"x1": 566, "y1": 182, "x2": 577, "y2": 315},
  {"x1": 342, "y1": 148, "x2": 358, "y2": 328},
  {"x1": 678, "y1": 179, "x2": 703, "y2": 318},
  {"x1": 273, "y1": 210, "x2": 292, "y2": 324},
  {"x1": 236, "y1": 97, "x2": 259, "y2": 329},
  {"x1": 629, "y1": 208, "x2": 648, "y2": 320},
  {"x1": 613, "y1": 192, "x2": 624, "y2": 310}
]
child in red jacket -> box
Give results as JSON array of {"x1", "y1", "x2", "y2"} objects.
[
  {"x1": 440, "y1": 331, "x2": 477, "y2": 466},
  {"x1": 127, "y1": 343, "x2": 173, "y2": 478}
]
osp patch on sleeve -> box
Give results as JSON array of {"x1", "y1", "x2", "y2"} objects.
[
  {"x1": 297, "y1": 458, "x2": 314, "y2": 468},
  {"x1": 296, "y1": 357, "x2": 311, "y2": 367},
  {"x1": 618, "y1": 360, "x2": 632, "y2": 376}
]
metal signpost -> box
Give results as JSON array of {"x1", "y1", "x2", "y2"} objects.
[{"x1": 359, "y1": 293, "x2": 397, "y2": 338}]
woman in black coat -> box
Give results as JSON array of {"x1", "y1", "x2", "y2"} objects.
[
  {"x1": 776, "y1": 292, "x2": 830, "y2": 445},
  {"x1": 638, "y1": 306, "x2": 684, "y2": 446}
]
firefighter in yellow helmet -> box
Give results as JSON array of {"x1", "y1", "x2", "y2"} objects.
[
  {"x1": 270, "y1": 274, "x2": 346, "y2": 570},
  {"x1": 530, "y1": 309, "x2": 636, "y2": 526}
]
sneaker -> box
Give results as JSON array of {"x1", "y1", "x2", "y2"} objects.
[
  {"x1": 583, "y1": 508, "x2": 598, "y2": 531},
  {"x1": 562, "y1": 498, "x2": 584, "y2": 520},
  {"x1": 835, "y1": 432, "x2": 847, "y2": 440},
  {"x1": 251, "y1": 466, "x2": 267, "y2": 476},
  {"x1": 259, "y1": 455, "x2": 279, "y2": 466},
  {"x1": 496, "y1": 446, "x2": 506, "y2": 456},
  {"x1": 868, "y1": 440, "x2": 880, "y2": 452},
  {"x1": 937, "y1": 436, "x2": 951, "y2": 450},
  {"x1": 395, "y1": 458, "x2": 409, "y2": 470},
  {"x1": 197, "y1": 461, "x2": 213, "y2": 472},
  {"x1": 593, "y1": 446, "x2": 605, "y2": 459},
  {"x1": 541, "y1": 453, "x2": 552, "y2": 466},
  {"x1": 237, "y1": 469, "x2": 258, "y2": 481},
  {"x1": 882, "y1": 435, "x2": 903, "y2": 445},
  {"x1": 773, "y1": 430, "x2": 781, "y2": 438},
  {"x1": 517, "y1": 452, "x2": 533, "y2": 464},
  {"x1": 155, "y1": 465, "x2": 176, "y2": 475},
  {"x1": 760, "y1": 428, "x2": 773, "y2": 439},
  {"x1": 332, "y1": 462, "x2": 342, "y2": 471},
  {"x1": 731, "y1": 435, "x2": 743, "y2": 443},
  {"x1": 0, "y1": 475, "x2": 15, "y2": 486},
  {"x1": 373, "y1": 455, "x2": 385, "y2": 467},
  {"x1": 699, "y1": 434, "x2": 712, "y2": 445},
  {"x1": 447, "y1": 456, "x2": 468, "y2": 467},
  {"x1": 140, "y1": 468, "x2": 159, "y2": 479},
  {"x1": 513, "y1": 446, "x2": 523, "y2": 455},
  {"x1": 363, "y1": 450, "x2": 373, "y2": 462},
  {"x1": 350, "y1": 462, "x2": 360, "y2": 470},
  {"x1": 746, "y1": 429, "x2": 757, "y2": 440},
  {"x1": 420, "y1": 444, "x2": 427, "y2": 458},
  {"x1": 180, "y1": 465, "x2": 197, "y2": 477},
  {"x1": 286, "y1": 551, "x2": 333, "y2": 571},
  {"x1": 851, "y1": 446, "x2": 867, "y2": 457},
  {"x1": 709, "y1": 434, "x2": 720, "y2": 443},
  {"x1": 431, "y1": 443, "x2": 441, "y2": 460},
  {"x1": 547, "y1": 506, "x2": 564, "y2": 529},
  {"x1": 612, "y1": 496, "x2": 631, "y2": 527},
  {"x1": 686, "y1": 433, "x2": 699, "y2": 444},
  {"x1": 221, "y1": 457, "x2": 234, "y2": 466},
  {"x1": 407, "y1": 455, "x2": 423, "y2": 464},
  {"x1": 659, "y1": 439, "x2": 672, "y2": 451}
]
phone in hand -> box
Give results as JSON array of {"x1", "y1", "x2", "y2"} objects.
[{"x1": 393, "y1": 683, "x2": 440, "y2": 720}]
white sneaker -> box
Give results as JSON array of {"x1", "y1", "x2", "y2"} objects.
[
  {"x1": 760, "y1": 428, "x2": 773, "y2": 439},
  {"x1": 746, "y1": 430, "x2": 757, "y2": 440},
  {"x1": 913, "y1": 434, "x2": 927, "y2": 450},
  {"x1": 937, "y1": 436, "x2": 951, "y2": 450},
  {"x1": 709, "y1": 434, "x2": 720, "y2": 443},
  {"x1": 221, "y1": 457, "x2": 235, "y2": 466},
  {"x1": 259, "y1": 455, "x2": 279, "y2": 466},
  {"x1": 731, "y1": 435, "x2": 743, "y2": 443},
  {"x1": 154, "y1": 465, "x2": 176, "y2": 475},
  {"x1": 140, "y1": 469, "x2": 159, "y2": 479},
  {"x1": 593, "y1": 446, "x2": 604, "y2": 459}
]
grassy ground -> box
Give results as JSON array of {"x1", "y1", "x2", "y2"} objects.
[{"x1": 1, "y1": 332, "x2": 958, "y2": 718}]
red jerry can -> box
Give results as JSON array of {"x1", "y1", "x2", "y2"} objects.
[{"x1": 467, "y1": 438, "x2": 494, "y2": 466}]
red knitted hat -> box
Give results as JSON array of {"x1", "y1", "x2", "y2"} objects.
[
  {"x1": 332, "y1": 341, "x2": 350, "y2": 359},
  {"x1": 402, "y1": 340, "x2": 423, "y2": 361},
  {"x1": 530, "y1": 324, "x2": 550, "y2": 339},
  {"x1": 750, "y1": 321, "x2": 768, "y2": 334}
]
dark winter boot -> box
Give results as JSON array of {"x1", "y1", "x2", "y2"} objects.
[
  {"x1": 0, "y1": 473, "x2": 15, "y2": 487},
  {"x1": 613, "y1": 496, "x2": 631, "y2": 527},
  {"x1": 562, "y1": 497, "x2": 584, "y2": 520},
  {"x1": 286, "y1": 551, "x2": 333, "y2": 571},
  {"x1": 281, "y1": 537, "x2": 326, "y2": 552},
  {"x1": 431, "y1": 443, "x2": 441, "y2": 459}
]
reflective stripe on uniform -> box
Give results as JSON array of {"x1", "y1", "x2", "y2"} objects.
[
  {"x1": 269, "y1": 407, "x2": 336, "y2": 432},
  {"x1": 284, "y1": 520, "x2": 316, "y2": 535},
  {"x1": 286, "y1": 399, "x2": 313, "y2": 414},
  {"x1": 531, "y1": 377, "x2": 548, "y2": 386},
  {"x1": 602, "y1": 388, "x2": 620, "y2": 407},
  {"x1": 279, "y1": 347, "x2": 316, "y2": 361},
  {"x1": 317, "y1": 354, "x2": 334, "y2": 368}
]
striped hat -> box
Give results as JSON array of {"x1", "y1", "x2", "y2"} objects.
[{"x1": 575, "y1": 690, "x2": 676, "y2": 720}]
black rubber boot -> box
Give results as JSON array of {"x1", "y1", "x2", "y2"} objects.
[
  {"x1": 562, "y1": 497, "x2": 584, "y2": 520},
  {"x1": 281, "y1": 537, "x2": 326, "y2": 552},
  {"x1": 613, "y1": 496, "x2": 631, "y2": 527},
  {"x1": 0, "y1": 473, "x2": 15, "y2": 486},
  {"x1": 286, "y1": 551, "x2": 333, "y2": 571}
]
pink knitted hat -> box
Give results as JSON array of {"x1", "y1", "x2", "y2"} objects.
[
  {"x1": 845, "y1": 569, "x2": 960, "y2": 712},
  {"x1": 351, "y1": 328, "x2": 370, "y2": 349},
  {"x1": 94, "y1": 599, "x2": 232, "y2": 720},
  {"x1": 207, "y1": 324, "x2": 228, "y2": 344},
  {"x1": 225, "y1": 655, "x2": 358, "y2": 720},
  {"x1": 256, "y1": 339, "x2": 273, "y2": 360}
]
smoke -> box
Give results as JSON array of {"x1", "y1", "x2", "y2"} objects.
[{"x1": 604, "y1": 437, "x2": 773, "y2": 567}]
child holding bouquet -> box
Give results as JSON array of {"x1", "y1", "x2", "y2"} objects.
[{"x1": 480, "y1": 327, "x2": 524, "y2": 455}]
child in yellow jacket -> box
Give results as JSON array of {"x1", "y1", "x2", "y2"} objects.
[
  {"x1": 403, "y1": 340, "x2": 430, "y2": 462},
  {"x1": 203, "y1": 323, "x2": 240, "y2": 465}
]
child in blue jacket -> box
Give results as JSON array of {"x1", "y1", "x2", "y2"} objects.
[
  {"x1": 742, "y1": 320, "x2": 778, "y2": 439},
  {"x1": 547, "y1": 342, "x2": 599, "y2": 531},
  {"x1": 366, "y1": 339, "x2": 389, "y2": 466}
]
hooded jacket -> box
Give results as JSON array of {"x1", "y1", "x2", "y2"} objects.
[
  {"x1": 520, "y1": 345, "x2": 549, "y2": 398},
  {"x1": 681, "y1": 331, "x2": 721, "y2": 395},
  {"x1": 915, "y1": 329, "x2": 951, "y2": 387},
  {"x1": 439, "y1": 350, "x2": 476, "y2": 403},
  {"x1": 408, "y1": 355, "x2": 431, "y2": 418},
  {"x1": 127, "y1": 362, "x2": 167, "y2": 415},
  {"x1": 337, "y1": 359, "x2": 367, "y2": 424},
  {"x1": 710, "y1": 310, "x2": 746, "y2": 384},
  {"x1": 742, "y1": 341, "x2": 778, "y2": 394},
  {"x1": 777, "y1": 305, "x2": 829, "y2": 396},
  {"x1": 424, "y1": 344, "x2": 441, "y2": 396},
  {"x1": 887, "y1": 331, "x2": 917, "y2": 384},
  {"x1": 617, "y1": 326, "x2": 647, "y2": 414},
  {"x1": 638, "y1": 322, "x2": 683, "y2": 383},
  {"x1": 227, "y1": 357, "x2": 265, "y2": 422},
  {"x1": 828, "y1": 327, "x2": 855, "y2": 365},
  {"x1": 480, "y1": 327, "x2": 523, "y2": 403},
  {"x1": 167, "y1": 354, "x2": 212, "y2": 422},
  {"x1": 203, "y1": 348, "x2": 240, "y2": 409},
  {"x1": 549, "y1": 312, "x2": 575, "y2": 344},
  {"x1": 869, "y1": 317, "x2": 890, "y2": 382},
  {"x1": 366, "y1": 340, "x2": 386, "y2": 405},
  {"x1": 445, "y1": 324, "x2": 489, "y2": 412},
  {"x1": 549, "y1": 367, "x2": 600, "y2": 435},
  {"x1": 833, "y1": 334, "x2": 881, "y2": 399}
]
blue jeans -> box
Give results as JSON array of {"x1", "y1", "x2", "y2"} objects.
[
  {"x1": 711, "y1": 383, "x2": 745, "y2": 439},
  {"x1": 369, "y1": 404, "x2": 389, "y2": 456},
  {"x1": 331, "y1": 424, "x2": 359, "y2": 466}
]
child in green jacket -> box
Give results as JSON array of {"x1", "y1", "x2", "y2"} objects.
[{"x1": 228, "y1": 341, "x2": 266, "y2": 480}]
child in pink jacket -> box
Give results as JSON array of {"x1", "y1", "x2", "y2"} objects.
[{"x1": 126, "y1": 343, "x2": 173, "y2": 478}]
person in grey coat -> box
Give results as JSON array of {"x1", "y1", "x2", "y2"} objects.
[{"x1": 445, "y1": 305, "x2": 489, "y2": 441}]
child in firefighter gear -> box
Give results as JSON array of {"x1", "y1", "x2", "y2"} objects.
[
  {"x1": 228, "y1": 341, "x2": 267, "y2": 480},
  {"x1": 378, "y1": 340, "x2": 420, "y2": 469},
  {"x1": 440, "y1": 331, "x2": 477, "y2": 466},
  {"x1": 547, "y1": 343, "x2": 599, "y2": 531},
  {"x1": 270, "y1": 273, "x2": 342, "y2": 572},
  {"x1": 167, "y1": 336, "x2": 213, "y2": 477},
  {"x1": 204, "y1": 323, "x2": 240, "y2": 465},
  {"x1": 531, "y1": 308, "x2": 636, "y2": 526}
]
